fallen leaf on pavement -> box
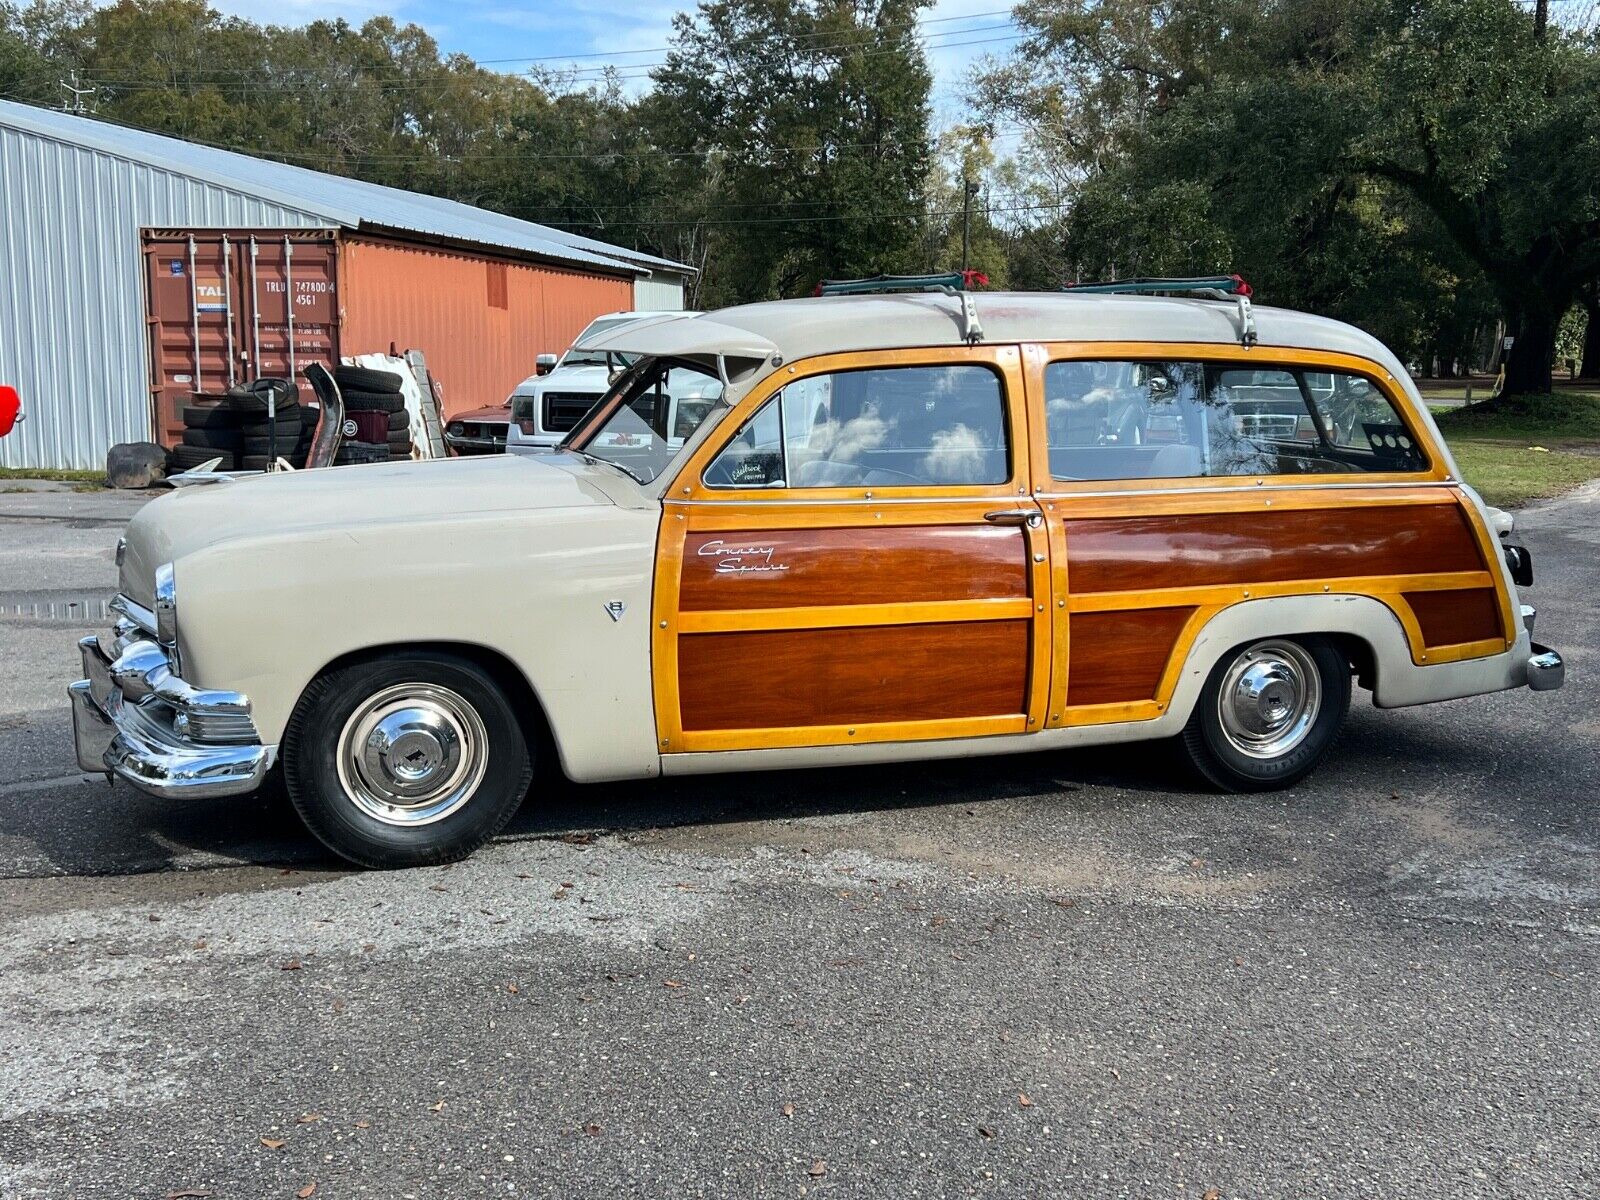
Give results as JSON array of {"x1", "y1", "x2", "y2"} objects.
[
  {"x1": 808, "y1": 1160, "x2": 827, "y2": 1177},
  {"x1": 296, "y1": 1184, "x2": 317, "y2": 1198},
  {"x1": 781, "y1": 1103, "x2": 795, "y2": 1118},
  {"x1": 429, "y1": 1101, "x2": 446, "y2": 1112},
  {"x1": 663, "y1": 979, "x2": 684, "y2": 988},
  {"x1": 507, "y1": 983, "x2": 520, "y2": 994},
  {"x1": 280, "y1": 959, "x2": 302, "y2": 971},
  {"x1": 977, "y1": 1125, "x2": 994, "y2": 1139},
  {"x1": 165, "y1": 1190, "x2": 213, "y2": 1198},
  {"x1": 584, "y1": 1123, "x2": 603, "y2": 1137},
  {"x1": 1202, "y1": 1190, "x2": 1221, "y2": 1200},
  {"x1": 1018, "y1": 1094, "x2": 1033, "y2": 1108},
  {"x1": 353, "y1": 1121, "x2": 371, "y2": 1129},
  {"x1": 428, "y1": 884, "x2": 448, "y2": 893},
  {"x1": 296, "y1": 1113, "x2": 322, "y2": 1124},
  {"x1": 192, "y1": 939, "x2": 207, "y2": 950},
  {"x1": 260, "y1": 1137, "x2": 286, "y2": 1150}
]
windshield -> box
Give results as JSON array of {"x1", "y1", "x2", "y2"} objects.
[
  {"x1": 561, "y1": 316, "x2": 641, "y2": 367},
  {"x1": 566, "y1": 357, "x2": 724, "y2": 484}
]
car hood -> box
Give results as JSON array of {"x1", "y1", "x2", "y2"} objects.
[
  {"x1": 511, "y1": 364, "x2": 611, "y2": 395},
  {"x1": 120, "y1": 453, "x2": 617, "y2": 606},
  {"x1": 451, "y1": 404, "x2": 511, "y2": 424}
]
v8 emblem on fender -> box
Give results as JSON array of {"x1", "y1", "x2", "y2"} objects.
[{"x1": 604, "y1": 600, "x2": 626, "y2": 622}]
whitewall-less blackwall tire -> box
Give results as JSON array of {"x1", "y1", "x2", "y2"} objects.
[
  {"x1": 1180, "y1": 635, "x2": 1350, "y2": 792},
  {"x1": 282, "y1": 652, "x2": 532, "y2": 868}
]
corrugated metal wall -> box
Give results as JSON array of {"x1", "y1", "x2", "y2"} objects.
[
  {"x1": 0, "y1": 124, "x2": 329, "y2": 469},
  {"x1": 339, "y1": 237, "x2": 633, "y2": 417},
  {"x1": 633, "y1": 274, "x2": 687, "y2": 311}
]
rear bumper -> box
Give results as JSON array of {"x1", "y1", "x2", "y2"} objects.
[{"x1": 69, "y1": 630, "x2": 275, "y2": 799}]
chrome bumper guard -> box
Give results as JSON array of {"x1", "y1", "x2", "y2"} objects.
[
  {"x1": 1520, "y1": 605, "x2": 1564, "y2": 692},
  {"x1": 69, "y1": 616, "x2": 275, "y2": 799}
]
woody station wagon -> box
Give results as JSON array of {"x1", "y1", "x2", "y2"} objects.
[{"x1": 71, "y1": 279, "x2": 1564, "y2": 868}]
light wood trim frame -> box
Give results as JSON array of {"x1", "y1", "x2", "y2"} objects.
[
  {"x1": 667, "y1": 344, "x2": 1034, "y2": 504},
  {"x1": 654, "y1": 343, "x2": 1049, "y2": 754},
  {"x1": 1019, "y1": 341, "x2": 1455, "y2": 491}
]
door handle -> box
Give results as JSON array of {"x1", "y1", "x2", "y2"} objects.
[{"x1": 984, "y1": 508, "x2": 1042, "y2": 528}]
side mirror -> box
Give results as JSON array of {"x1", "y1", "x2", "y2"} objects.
[{"x1": 534, "y1": 353, "x2": 558, "y2": 377}]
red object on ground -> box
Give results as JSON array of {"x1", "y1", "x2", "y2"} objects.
[
  {"x1": 0, "y1": 386, "x2": 19, "y2": 437},
  {"x1": 345, "y1": 409, "x2": 390, "y2": 443}
]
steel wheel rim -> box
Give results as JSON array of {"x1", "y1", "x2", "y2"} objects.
[
  {"x1": 1215, "y1": 640, "x2": 1321, "y2": 760},
  {"x1": 335, "y1": 682, "x2": 489, "y2": 826}
]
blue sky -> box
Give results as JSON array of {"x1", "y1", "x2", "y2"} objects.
[{"x1": 208, "y1": 0, "x2": 1023, "y2": 124}]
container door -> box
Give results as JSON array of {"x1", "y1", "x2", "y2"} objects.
[
  {"x1": 653, "y1": 347, "x2": 1052, "y2": 755},
  {"x1": 143, "y1": 231, "x2": 340, "y2": 446}
]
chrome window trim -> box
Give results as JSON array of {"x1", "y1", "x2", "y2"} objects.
[{"x1": 670, "y1": 479, "x2": 1457, "y2": 507}]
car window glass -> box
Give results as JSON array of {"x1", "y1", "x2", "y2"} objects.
[
  {"x1": 576, "y1": 359, "x2": 723, "y2": 483},
  {"x1": 1044, "y1": 360, "x2": 1427, "y2": 481},
  {"x1": 706, "y1": 364, "x2": 1009, "y2": 489}
]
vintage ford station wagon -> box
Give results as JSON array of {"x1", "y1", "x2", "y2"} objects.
[{"x1": 71, "y1": 287, "x2": 1564, "y2": 867}]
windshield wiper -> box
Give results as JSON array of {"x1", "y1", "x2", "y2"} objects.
[{"x1": 568, "y1": 447, "x2": 648, "y2": 486}]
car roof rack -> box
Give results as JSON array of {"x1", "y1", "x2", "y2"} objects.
[
  {"x1": 1061, "y1": 274, "x2": 1257, "y2": 347},
  {"x1": 815, "y1": 271, "x2": 988, "y2": 344}
]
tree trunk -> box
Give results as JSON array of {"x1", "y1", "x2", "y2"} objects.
[
  {"x1": 1581, "y1": 294, "x2": 1600, "y2": 380},
  {"x1": 1502, "y1": 305, "x2": 1559, "y2": 396}
]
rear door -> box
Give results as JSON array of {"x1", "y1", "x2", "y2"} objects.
[{"x1": 654, "y1": 346, "x2": 1051, "y2": 754}]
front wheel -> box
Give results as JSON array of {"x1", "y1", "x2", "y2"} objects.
[
  {"x1": 1180, "y1": 635, "x2": 1350, "y2": 792},
  {"x1": 282, "y1": 652, "x2": 532, "y2": 868}
]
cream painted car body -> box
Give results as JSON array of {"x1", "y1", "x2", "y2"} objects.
[{"x1": 77, "y1": 291, "x2": 1561, "y2": 811}]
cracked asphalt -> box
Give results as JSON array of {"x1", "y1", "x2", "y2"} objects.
[{"x1": 0, "y1": 480, "x2": 1595, "y2": 1199}]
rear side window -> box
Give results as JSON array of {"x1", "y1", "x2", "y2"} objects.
[
  {"x1": 705, "y1": 364, "x2": 1010, "y2": 488},
  {"x1": 1044, "y1": 360, "x2": 1428, "y2": 482}
]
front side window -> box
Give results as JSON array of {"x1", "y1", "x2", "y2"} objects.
[
  {"x1": 705, "y1": 364, "x2": 1010, "y2": 489},
  {"x1": 1044, "y1": 360, "x2": 1428, "y2": 482}
]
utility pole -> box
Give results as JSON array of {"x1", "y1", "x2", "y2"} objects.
[
  {"x1": 960, "y1": 179, "x2": 980, "y2": 273},
  {"x1": 59, "y1": 72, "x2": 93, "y2": 114},
  {"x1": 1534, "y1": 0, "x2": 1548, "y2": 40}
]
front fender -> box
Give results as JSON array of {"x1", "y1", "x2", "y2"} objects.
[{"x1": 174, "y1": 505, "x2": 663, "y2": 782}]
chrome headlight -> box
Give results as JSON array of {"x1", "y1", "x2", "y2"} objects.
[{"x1": 154, "y1": 562, "x2": 180, "y2": 671}]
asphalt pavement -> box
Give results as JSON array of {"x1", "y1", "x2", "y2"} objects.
[{"x1": 1, "y1": 480, "x2": 1596, "y2": 1199}]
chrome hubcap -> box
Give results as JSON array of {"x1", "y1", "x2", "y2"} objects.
[
  {"x1": 336, "y1": 683, "x2": 488, "y2": 825},
  {"x1": 1216, "y1": 640, "x2": 1321, "y2": 759}
]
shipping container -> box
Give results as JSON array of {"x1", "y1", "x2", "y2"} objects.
[
  {"x1": 143, "y1": 231, "x2": 340, "y2": 444},
  {"x1": 338, "y1": 236, "x2": 633, "y2": 419}
]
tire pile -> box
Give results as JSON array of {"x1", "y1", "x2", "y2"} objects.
[
  {"x1": 169, "y1": 378, "x2": 317, "y2": 473},
  {"x1": 335, "y1": 364, "x2": 414, "y2": 465}
]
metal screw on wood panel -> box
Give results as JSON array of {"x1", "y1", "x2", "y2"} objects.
[
  {"x1": 847, "y1": 729, "x2": 856, "y2": 736},
  {"x1": 1243, "y1": 591, "x2": 1251, "y2": 598},
  {"x1": 659, "y1": 620, "x2": 668, "y2": 628},
  {"x1": 864, "y1": 490, "x2": 873, "y2": 499},
  {"x1": 1420, "y1": 653, "x2": 1428, "y2": 661},
  {"x1": 1033, "y1": 553, "x2": 1045, "y2": 563},
  {"x1": 1037, "y1": 604, "x2": 1045, "y2": 611},
  {"x1": 1323, "y1": 585, "x2": 1330, "y2": 592},
  {"x1": 1265, "y1": 499, "x2": 1272, "y2": 506},
  {"x1": 1057, "y1": 599, "x2": 1065, "y2": 607},
  {"x1": 683, "y1": 486, "x2": 690, "y2": 494},
  {"x1": 661, "y1": 739, "x2": 669, "y2": 746}
]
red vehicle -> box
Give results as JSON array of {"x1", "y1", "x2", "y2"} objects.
[
  {"x1": 0, "y1": 385, "x2": 20, "y2": 437},
  {"x1": 444, "y1": 402, "x2": 510, "y2": 455}
]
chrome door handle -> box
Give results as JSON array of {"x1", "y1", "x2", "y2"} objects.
[{"x1": 984, "y1": 508, "x2": 1042, "y2": 528}]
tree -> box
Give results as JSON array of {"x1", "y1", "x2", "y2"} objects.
[
  {"x1": 649, "y1": 0, "x2": 935, "y2": 303},
  {"x1": 976, "y1": 0, "x2": 1600, "y2": 395}
]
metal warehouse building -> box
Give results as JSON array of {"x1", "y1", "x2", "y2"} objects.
[{"x1": 0, "y1": 99, "x2": 692, "y2": 469}]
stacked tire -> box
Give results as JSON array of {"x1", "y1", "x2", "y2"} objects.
[
  {"x1": 230, "y1": 378, "x2": 316, "y2": 471},
  {"x1": 171, "y1": 402, "x2": 244, "y2": 473},
  {"x1": 334, "y1": 364, "x2": 413, "y2": 465}
]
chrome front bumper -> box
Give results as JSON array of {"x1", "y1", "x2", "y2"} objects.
[{"x1": 69, "y1": 620, "x2": 276, "y2": 799}]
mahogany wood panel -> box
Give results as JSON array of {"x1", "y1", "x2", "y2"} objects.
[
  {"x1": 1404, "y1": 588, "x2": 1503, "y2": 647},
  {"x1": 680, "y1": 525, "x2": 1028, "y2": 611},
  {"x1": 1064, "y1": 503, "x2": 1486, "y2": 594},
  {"x1": 678, "y1": 620, "x2": 1030, "y2": 730},
  {"x1": 1067, "y1": 608, "x2": 1195, "y2": 707}
]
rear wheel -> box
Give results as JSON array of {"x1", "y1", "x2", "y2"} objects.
[
  {"x1": 282, "y1": 652, "x2": 532, "y2": 868},
  {"x1": 1180, "y1": 635, "x2": 1349, "y2": 792}
]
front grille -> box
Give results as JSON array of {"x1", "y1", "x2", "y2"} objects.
[{"x1": 543, "y1": 392, "x2": 603, "y2": 433}]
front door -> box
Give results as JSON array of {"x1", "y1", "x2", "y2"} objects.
[{"x1": 653, "y1": 347, "x2": 1051, "y2": 755}]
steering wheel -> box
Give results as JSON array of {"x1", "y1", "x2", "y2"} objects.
[{"x1": 859, "y1": 467, "x2": 925, "y2": 485}]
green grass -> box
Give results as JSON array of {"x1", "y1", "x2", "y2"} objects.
[
  {"x1": 0, "y1": 467, "x2": 105, "y2": 483},
  {"x1": 1433, "y1": 392, "x2": 1600, "y2": 508}
]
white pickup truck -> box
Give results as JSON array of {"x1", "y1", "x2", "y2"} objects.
[{"x1": 506, "y1": 310, "x2": 712, "y2": 454}]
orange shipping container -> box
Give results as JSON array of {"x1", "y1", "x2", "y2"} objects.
[{"x1": 338, "y1": 235, "x2": 634, "y2": 419}]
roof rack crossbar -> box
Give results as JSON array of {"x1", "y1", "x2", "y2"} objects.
[
  {"x1": 815, "y1": 272, "x2": 986, "y2": 344},
  {"x1": 1062, "y1": 274, "x2": 1257, "y2": 347}
]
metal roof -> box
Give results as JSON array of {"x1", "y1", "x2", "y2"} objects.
[{"x1": 0, "y1": 100, "x2": 692, "y2": 280}]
